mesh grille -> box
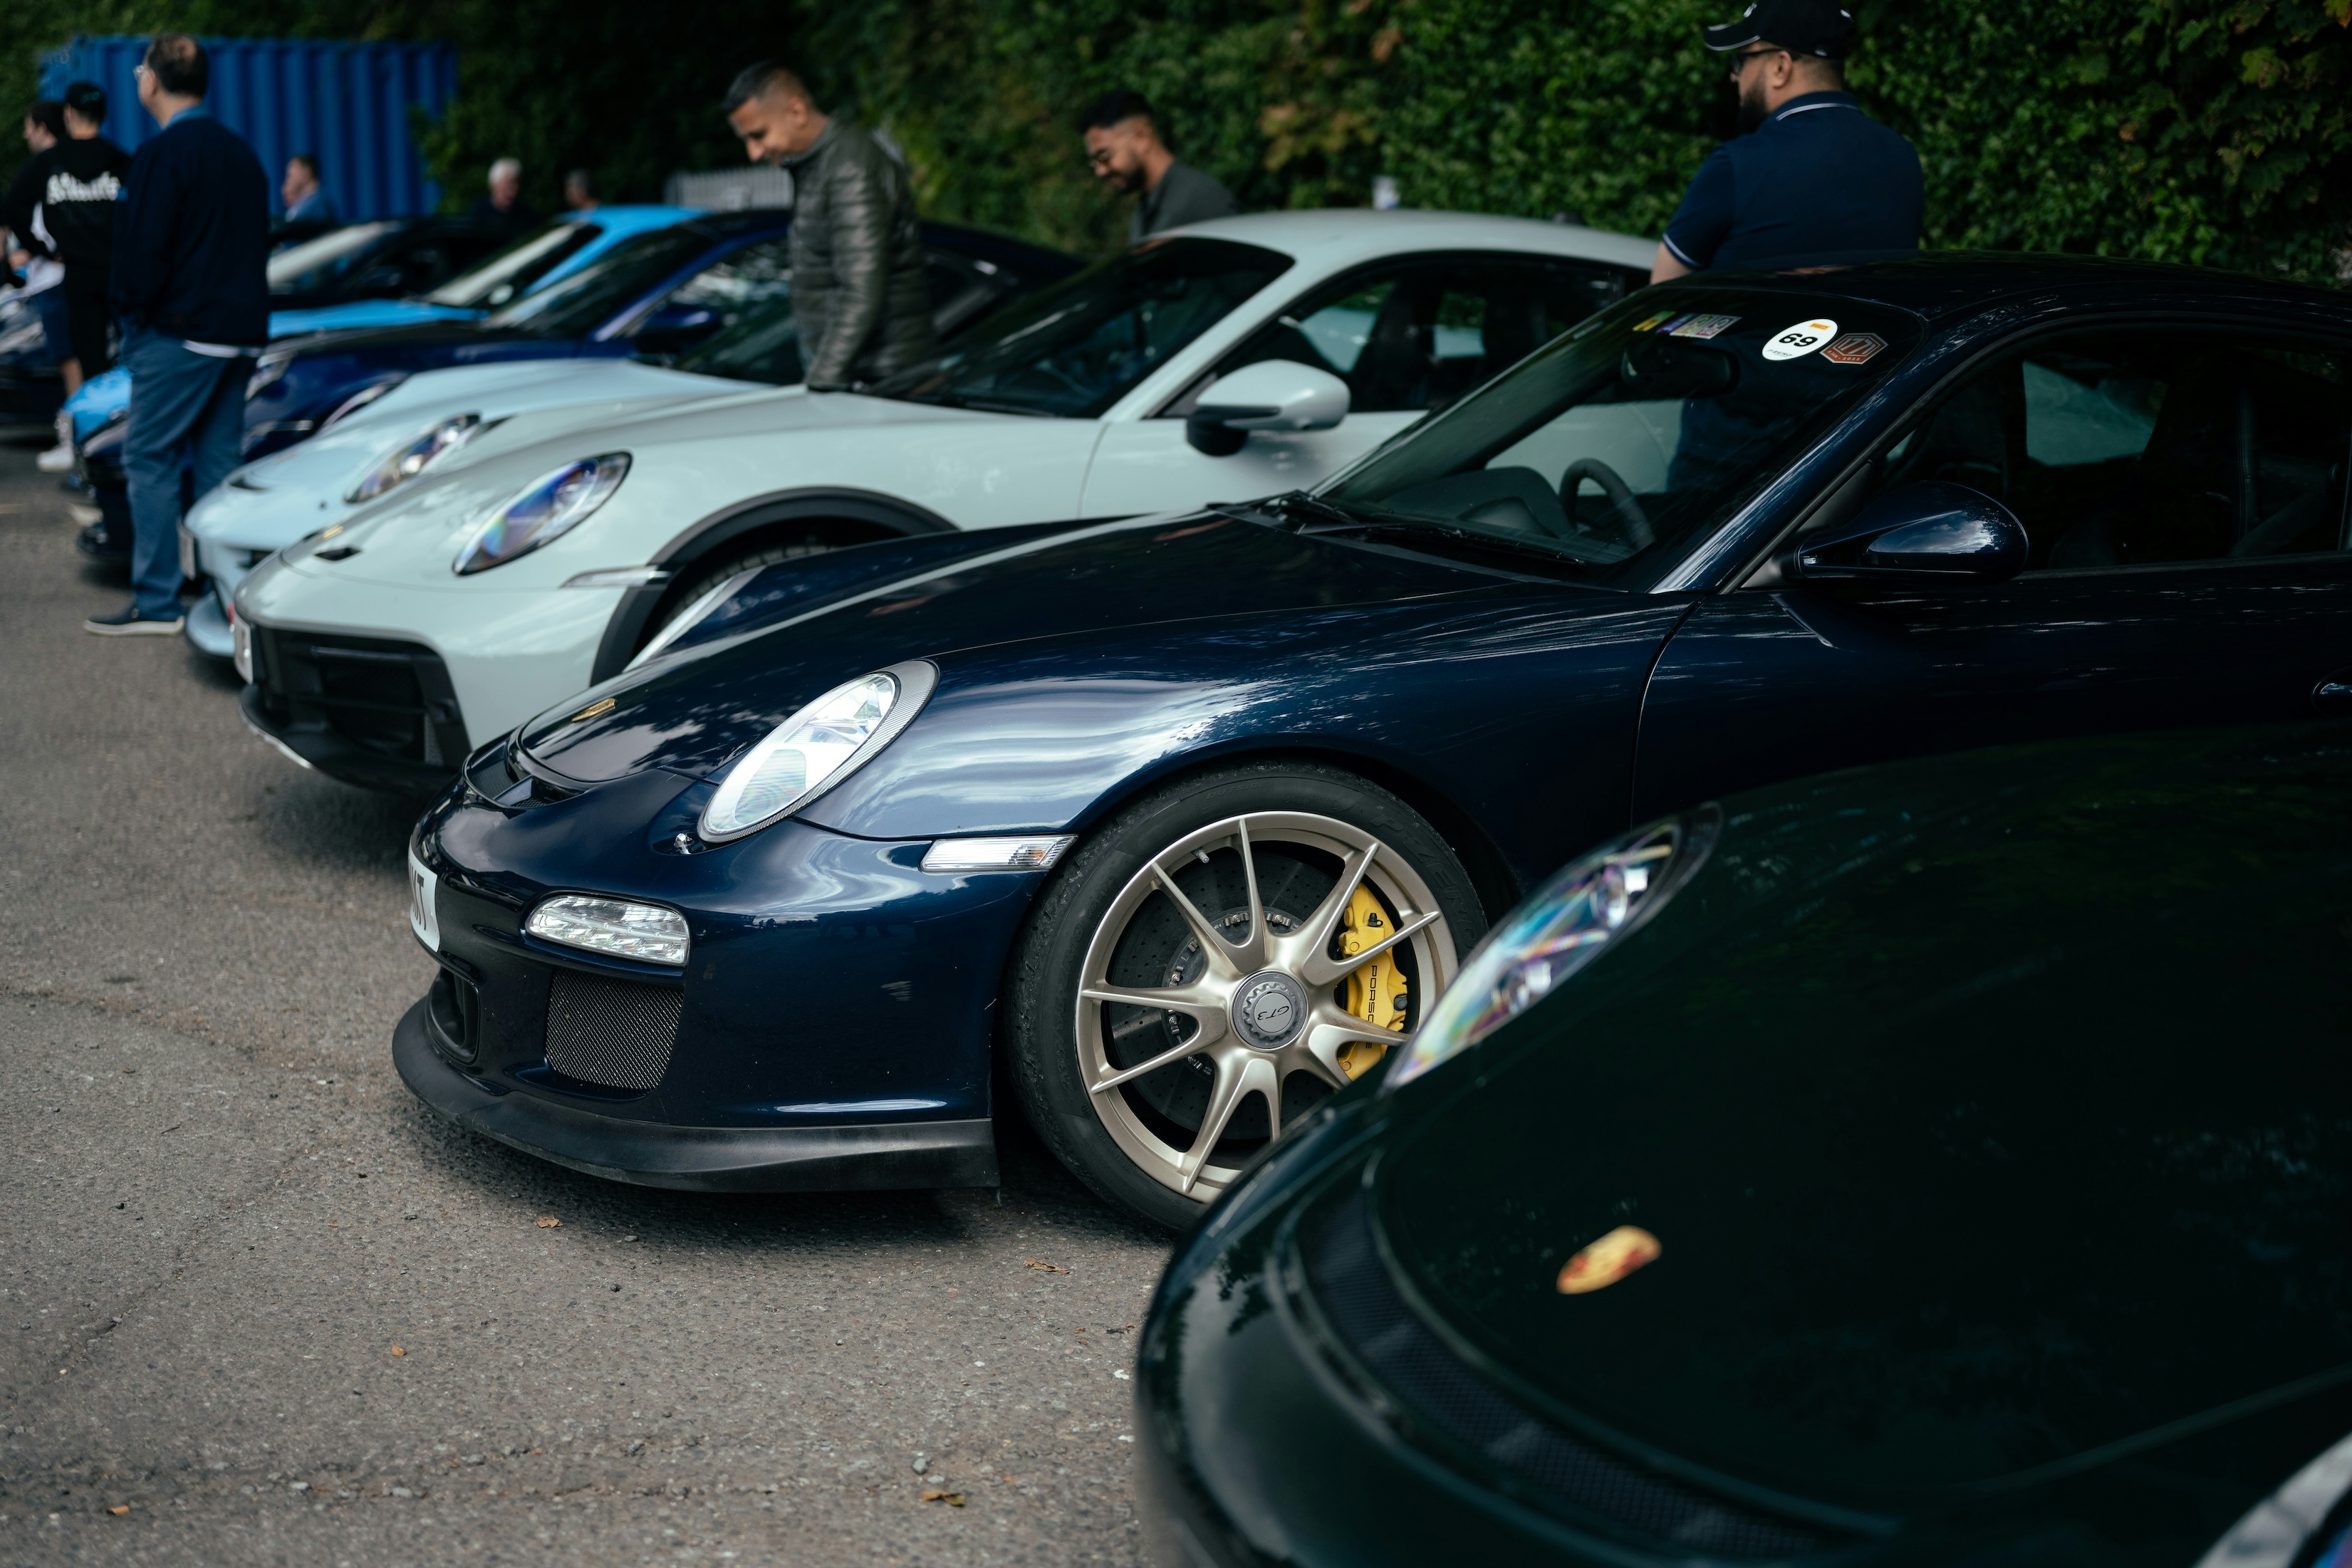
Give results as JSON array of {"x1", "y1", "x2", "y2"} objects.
[
  {"x1": 1304, "y1": 1193, "x2": 1843, "y2": 1558},
  {"x1": 544, "y1": 971, "x2": 682, "y2": 1092}
]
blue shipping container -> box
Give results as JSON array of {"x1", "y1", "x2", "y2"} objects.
[{"x1": 36, "y1": 34, "x2": 458, "y2": 220}]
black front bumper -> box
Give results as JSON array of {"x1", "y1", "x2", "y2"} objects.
[
  {"x1": 395, "y1": 1000, "x2": 999, "y2": 1193},
  {"x1": 238, "y1": 624, "x2": 470, "y2": 793}
]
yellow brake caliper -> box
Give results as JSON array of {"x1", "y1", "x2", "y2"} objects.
[{"x1": 1336, "y1": 884, "x2": 1409, "y2": 1079}]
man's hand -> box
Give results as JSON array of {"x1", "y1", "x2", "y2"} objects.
[{"x1": 1650, "y1": 243, "x2": 1692, "y2": 285}]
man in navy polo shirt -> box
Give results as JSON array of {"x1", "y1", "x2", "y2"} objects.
[{"x1": 1652, "y1": 0, "x2": 1921, "y2": 282}]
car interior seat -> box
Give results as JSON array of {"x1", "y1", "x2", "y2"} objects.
[{"x1": 2051, "y1": 350, "x2": 2351, "y2": 567}]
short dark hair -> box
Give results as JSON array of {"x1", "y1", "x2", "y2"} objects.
[
  {"x1": 25, "y1": 100, "x2": 66, "y2": 140},
  {"x1": 144, "y1": 33, "x2": 209, "y2": 98},
  {"x1": 288, "y1": 151, "x2": 321, "y2": 179},
  {"x1": 565, "y1": 168, "x2": 594, "y2": 194},
  {"x1": 1079, "y1": 90, "x2": 1153, "y2": 133},
  {"x1": 63, "y1": 80, "x2": 106, "y2": 122},
  {"x1": 722, "y1": 61, "x2": 814, "y2": 116}
]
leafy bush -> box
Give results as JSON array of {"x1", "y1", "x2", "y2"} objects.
[{"x1": 821, "y1": 0, "x2": 2352, "y2": 280}]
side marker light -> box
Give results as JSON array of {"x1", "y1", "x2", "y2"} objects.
[
  {"x1": 1557, "y1": 1225, "x2": 1661, "y2": 1295},
  {"x1": 920, "y1": 836, "x2": 1077, "y2": 874}
]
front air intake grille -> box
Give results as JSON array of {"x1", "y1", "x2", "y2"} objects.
[
  {"x1": 543, "y1": 971, "x2": 682, "y2": 1092},
  {"x1": 1304, "y1": 1193, "x2": 1850, "y2": 1558},
  {"x1": 250, "y1": 628, "x2": 468, "y2": 771}
]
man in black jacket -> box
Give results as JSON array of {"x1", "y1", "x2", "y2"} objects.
[
  {"x1": 3, "y1": 80, "x2": 131, "y2": 394},
  {"x1": 90, "y1": 33, "x2": 270, "y2": 637},
  {"x1": 724, "y1": 63, "x2": 935, "y2": 392}
]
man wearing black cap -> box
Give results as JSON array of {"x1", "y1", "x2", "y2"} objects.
[{"x1": 1651, "y1": 0, "x2": 1921, "y2": 281}]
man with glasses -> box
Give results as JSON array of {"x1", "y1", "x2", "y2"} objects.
[
  {"x1": 1650, "y1": 0, "x2": 1920, "y2": 283},
  {"x1": 1081, "y1": 90, "x2": 1239, "y2": 244},
  {"x1": 89, "y1": 33, "x2": 268, "y2": 636}
]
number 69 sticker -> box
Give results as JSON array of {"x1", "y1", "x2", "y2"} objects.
[{"x1": 1762, "y1": 318, "x2": 1837, "y2": 361}]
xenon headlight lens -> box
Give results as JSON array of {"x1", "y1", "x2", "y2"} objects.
[
  {"x1": 699, "y1": 661, "x2": 939, "y2": 842},
  {"x1": 348, "y1": 412, "x2": 483, "y2": 503},
  {"x1": 1385, "y1": 809, "x2": 1718, "y2": 1092},
  {"x1": 526, "y1": 894, "x2": 689, "y2": 966},
  {"x1": 454, "y1": 453, "x2": 630, "y2": 575}
]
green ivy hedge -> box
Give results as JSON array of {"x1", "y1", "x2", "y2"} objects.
[
  {"x1": 7, "y1": 0, "x2": 2342, "y2": 281},
  {"x1": 813, "y1": 0, "x2": 2352, "y2": 281}
]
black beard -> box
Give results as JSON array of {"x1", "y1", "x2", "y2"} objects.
[{"x1": 1736, "y1": 78, "x2": 1770, "y2": 135}]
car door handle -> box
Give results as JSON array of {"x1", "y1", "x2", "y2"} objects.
[{"x1": 2315, "y1": 669, "x2": 2352, "y2": 713}]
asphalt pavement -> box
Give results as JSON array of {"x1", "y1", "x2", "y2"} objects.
[{"x1": 0, "y1": 429, "x2": 1170, "y2": 1566}]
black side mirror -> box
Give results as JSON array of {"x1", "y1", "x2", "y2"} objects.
[{"x1": 1792, "y1": 481, "x2": 2028, "y2": 585}]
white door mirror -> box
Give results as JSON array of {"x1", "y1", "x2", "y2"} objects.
[{"x1": 1185, "y1": 360, "x2": 1351, "y2": 456}]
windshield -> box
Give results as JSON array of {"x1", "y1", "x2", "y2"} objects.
[
  {"x1": 481, "y1": 228, "x2": 713, "y2": 337},
  {"x1": 1318, "y1": 293, "x2": 1925, "y2": 590},
  {"x1": 267, "y1": 221, "x2": 401, "y2": 293},
  {"x1": 868, "y1": 237, "x2": 1291, "y2": 417},
  {"x1": 423, "y1": 221, "x2": 602, "y2": 308},
  {"x1": 675, "y1": 294, "x2": 800, "y2": 383}
]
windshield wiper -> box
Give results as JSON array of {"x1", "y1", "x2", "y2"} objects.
[
  {"x1": 1294, "y1": 509, "x2": 1594, "y2": 573},
  {"x1": 1262, "y1": 490, "x2": 1364, "y2": 530}
]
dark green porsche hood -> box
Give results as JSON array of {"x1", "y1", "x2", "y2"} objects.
[{"x1": 1375, "y1": 722, "x2": 2352, "y2": 1505}]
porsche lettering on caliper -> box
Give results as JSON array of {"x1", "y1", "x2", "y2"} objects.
[{"x1": 1336, "y1": 884, "x2": 1410, "y2": 1079}]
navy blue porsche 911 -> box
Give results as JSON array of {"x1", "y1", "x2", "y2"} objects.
[{"x1": 392, "y1": 252, "x2": 2352, "y2": 1228}]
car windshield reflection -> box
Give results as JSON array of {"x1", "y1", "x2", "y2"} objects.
[
  {"x1": 1319, "y1": 294, "x2": 1925, "y2": 590},
  {"x1": 865, "y1": 237, "x2": 1293, "y2": 418}
]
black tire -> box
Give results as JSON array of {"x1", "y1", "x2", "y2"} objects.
[{"x1": 1004, "y1": 759, "x2": 1486, "y2": 1231}]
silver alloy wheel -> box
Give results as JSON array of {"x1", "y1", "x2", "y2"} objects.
[{"x1": 1073, "y1": 810, "x2": 1457, "y2": 1203}]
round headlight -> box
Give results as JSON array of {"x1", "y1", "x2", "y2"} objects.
[
  {"x1": 1385, "y1": 807, "x2": 1719, "y2": 1092},
  {"x1": 348, "y1": 412, "x2": 483, "y2": 503},
  {"x1": 699, "y1": 662, "x2": 939, "y2": 842},
  {"x1": 453, "y1": 453, "x2": 630, "y2": 575}
]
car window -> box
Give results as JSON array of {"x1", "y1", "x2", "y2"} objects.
[
  {"x1": 652, "y1": 238, "x2": 793, "y2": 322},
  {"x1": 1321, "y1": 294, "x2": 1925, "y2": 590},
  {"x1": 1870, "y1": 329, "x2": 2352, "y2": 569},
  {"x1": 867, "y1": 237, "x2": 1293, "y2": 417},
  {"x1": 482, "y1": 228, "x2": 717, "y2": 337},
  {"x1": 266, "y1": 221, "x2": 402, "y2": 293},
  {"x1": 423, "y1": 221, "x2": 603, "y2": 308},
  {"x1": 1187, "y1": 256, "x2": 1631, "y2": 416}
]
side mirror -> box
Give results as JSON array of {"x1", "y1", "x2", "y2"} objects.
[
  {"x1": 1793, "y1": 481, "x2": 2028, "y2": 585},
  {"x1": 1185, "y1": 360, "x2": 1350, "y2": 457}
]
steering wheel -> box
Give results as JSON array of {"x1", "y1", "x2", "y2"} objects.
[{"x1": 1559, "y1": 459, "x2": 1654, "y2": 550}]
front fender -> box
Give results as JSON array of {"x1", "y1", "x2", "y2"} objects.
[{"x1": 800, "y1": 595, "x2": 1691, "y2": 891}]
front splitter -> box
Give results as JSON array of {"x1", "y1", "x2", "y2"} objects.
[{"x1": 393, "y1": 1000, "x2": 999, "y2": 1192}]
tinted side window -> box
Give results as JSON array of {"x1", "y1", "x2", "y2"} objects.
[
  {"x1": 655, "y1": 238, "x2": 793, "y2": 330},
  {"x1": 1189, "y1": 256, "x2": 1630, "y2": 416},
  {"x1": 1875, "y1": 329, "x2": 2352, "y2": 568}
]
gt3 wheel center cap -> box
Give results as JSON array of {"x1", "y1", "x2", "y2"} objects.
[{"x1": 1232, "y1": 971, "x2": 1306, "y2": 1050}]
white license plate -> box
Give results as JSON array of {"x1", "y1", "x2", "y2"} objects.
[{"x1": 407, "y1": 852, "x2": 440, "y2": 952}]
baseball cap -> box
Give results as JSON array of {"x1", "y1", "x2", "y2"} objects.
[
  {"x1": 1701, "y1": 0, "x2": 1857, "y2": 58},
  {"x1": 63, "y1": 80, "x2": 106, "y2": 119}
]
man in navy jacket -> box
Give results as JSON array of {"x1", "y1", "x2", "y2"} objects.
[
  {"x1": 89, "y1": 33, "x2": 269, "y2": 637},
  {"x1": 1651, "y1": 0, "x2": 1920, "y2": 282}
]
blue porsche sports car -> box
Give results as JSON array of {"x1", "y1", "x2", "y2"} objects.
[{"x1": 386, "y1": 252, "x2": 2352, "y2": 1228}]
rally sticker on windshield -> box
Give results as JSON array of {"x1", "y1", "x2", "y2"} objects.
[
  {"x1": 1629, "y1": 311, "x2": 1676, "y2": 333},
  {"x1": 1762, "y1": 318, "x2": 1838, "y2": 360},
  {"x1": 1667, "y1": 313, "x2": 1739, "y2": 339},
  {"x1": 1821, "y1": 331, "x2": 1887, "y2": 364}
]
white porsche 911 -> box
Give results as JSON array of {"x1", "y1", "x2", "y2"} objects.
[{"x1": 231, "y1": 210, "x2": 1652, "y2": 790}]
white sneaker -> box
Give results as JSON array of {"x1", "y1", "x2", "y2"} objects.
[{"x1": 36, "y1": 442, "x2": 73, "y2": 473}]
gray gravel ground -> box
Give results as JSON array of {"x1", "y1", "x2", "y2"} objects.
[{"x1": 0, "y1": 429, "x2": 1171, "y2": 1565}]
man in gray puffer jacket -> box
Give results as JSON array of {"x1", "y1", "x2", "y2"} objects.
[{"x1": 725, "y1": 63, "x2": 936, "y2": 391}]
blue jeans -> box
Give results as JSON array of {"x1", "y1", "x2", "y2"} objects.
[
  {"x1": 31, "y1": 286, "x2": 71, "y2": 370},
  {"x1": 123, "y1": 327, "x2": 252, "y2": 620}
]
